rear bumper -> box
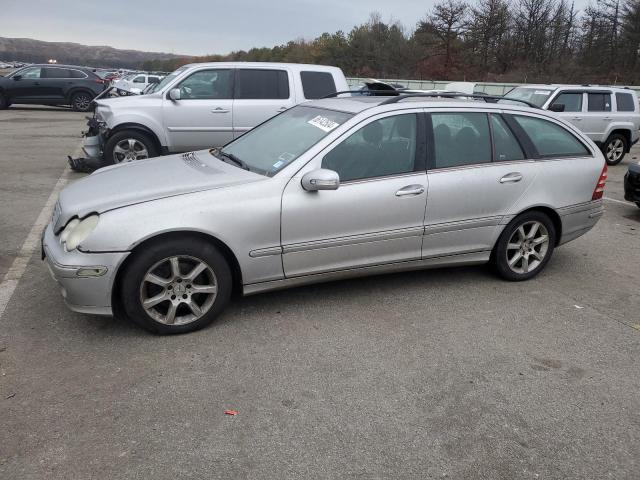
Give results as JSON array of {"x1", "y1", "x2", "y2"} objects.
[
  {"x1": 42, "y1": 222, "x2": 129, "y2": 316},
  {"x1": 624, "y1": 167, "x2": 640, "y2": 203},
  {"x1": 557, "y1": 200, "x2": 604, "y2": 245}
]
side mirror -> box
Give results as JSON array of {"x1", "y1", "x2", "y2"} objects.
[
  {"x1": 12, "y1": 75, "x2": 22, "y2": 81},
  {"x1": 168, "y1": 88, "x2": 181, "y2": 101},
  {"x1": 549, "y1": 103, "x2": 565, "y2": 112},
  {"x1": 301, "y1": 169, "x2": 340, "y2": 191}
]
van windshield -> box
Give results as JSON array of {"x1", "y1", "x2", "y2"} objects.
[
  {"x1": 218, "y1": 106, "x2": 353, "y2": 176},
  {"x1": 503, "y1": 87, "x2": 554, "y2": 107},
  {"x1": 146, "y1": 67, "x2": 188, "y2": 94}
]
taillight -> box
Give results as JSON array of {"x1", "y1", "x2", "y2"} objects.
[
  {"x1": 95, "y1": 78, "x2": 106, "y2": 84},
  {"x1": 592, "y1": 163, "x2": 608, "y2": 200}
]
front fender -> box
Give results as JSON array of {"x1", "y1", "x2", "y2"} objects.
[{"x1": 106, "y1": 112, "x2": 167, "y2": 147}]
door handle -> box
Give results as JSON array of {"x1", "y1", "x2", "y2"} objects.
[
  {"x1": 572, "y1": 117, "x2": 583, "y2": 121},
  {"x1": 211, "y1": 107, "x2": 230, "y2": 113},
  {"x1": 395, "y1": 184, "x2": 425, "y2": 197},
  {"x1": 500, "y1": 173, "x2": 523, "y2": 183}
]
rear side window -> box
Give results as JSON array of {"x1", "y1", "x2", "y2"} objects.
[
  {"x1": 550, "y1": 92, "x2": 583, "y2": 112},
  {"x1": 431, "y1": 112, "x2": 491, "y2": 168},
  {"x1": 588, "y1": 93, "x2": 612, "y2": 112},
  {"x1": 616, "y1": 93, "x2": 636, "y2": 112},
  {"x1": 300, "y1": 71, "x2": 337, "y2": 99},
  {"x1": 236, "y1": 69, "x2": 289, "y2": 99},
  {"x1": 513, "y1": 115, "x2": 590, "y2": 157},
  {"x1": 491, "y1": 115, "x2": 524, "y2": 161},
  {"x1": 43, "y1": 68, "x2": 72, "y2": 79},
  {"x1": 69, "y1": 69, "x2": 88, "y2": 79}
]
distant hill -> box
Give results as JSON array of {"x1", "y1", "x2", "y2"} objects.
[{"x1": 0, "y1": 37, "x2": 192, "y2": 69}]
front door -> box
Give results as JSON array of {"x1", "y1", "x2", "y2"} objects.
[
  {"x1": 281, "y1": 112, "x2": 428, "y2": 277},
  {"x1": 8, "y1": 66, "x2": 43, "y2": 101},
  {"x1": 163, "y1": 68, "x2": 234, "y2": 151},
  {"x1": 423, "y1": 111, "x2": 538, "y2": 258},
  {"x1": 547, "y1": 91, "x2": 586, "y2": 131}
]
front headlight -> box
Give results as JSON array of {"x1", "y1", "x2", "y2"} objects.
[{"x1": 60, "y1": 215, "x2": 99, "y2": 251}]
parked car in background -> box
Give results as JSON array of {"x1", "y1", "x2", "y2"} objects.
[
  {"x1": 82, "y1": 62, "x2": 349, "y2": 164},
  {"x1": 113, "y1": 73, "x2": 162, "y2": 95},
  {"x1": 624, "y1": 161, "x2": 640, "y2": 208},
  {"x1": 0, "y1": 64, "x2": 107, "y2": 111},
  {"x1": 46, "y1": 94, "x2": 606, "y2": 334},
  {"x1": 503, "y1": 85, "x2": 640, "y2": 165}
]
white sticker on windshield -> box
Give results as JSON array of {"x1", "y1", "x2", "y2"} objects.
[
  {"x1": 273, "y1": 160, "x2": 284, "y2": 169},
  {"x1": 307, "y1": 115, "x2": 340, "y2": 132},
  {"x1": 534, "y1": 90, "x2": 551, "y2": 95}
]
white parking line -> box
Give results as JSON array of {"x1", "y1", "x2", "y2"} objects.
[
  {"x1": 603, "y1": 196, "x2": 631, "y2": 206},
  {"x1": 0, "y1": 142, "x2": 81, "y2": 319}
]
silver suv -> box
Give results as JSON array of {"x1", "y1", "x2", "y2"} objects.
[
  {"x1": 504, "y1": 85, "x2": 640, "y2": 165},
  {"x1": 44, "y1": 95, "x2": 606, "y2": 334},
  {"x1": 83, "y1": 62, "x2": 348, "y2": 164}
]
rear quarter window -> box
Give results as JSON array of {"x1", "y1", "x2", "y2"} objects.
[
  {"x1": 513, "y1": 115, "x2": 590, "y2": 157},
  {"x1": 300, "y1": 71, "x2": 337, "y2": 99},
  {"x1": 615, "y1": 92, "x2": 636, "y2": 112},
  {"x1": 236, "y1": 69, "x2": 290, "y2": 100}
]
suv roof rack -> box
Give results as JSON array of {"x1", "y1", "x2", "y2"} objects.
[
  {"x1": 322, "y1": 90, "x2": 399, "y2": 98},
  {"x1": 378, "y1": 93, "x2": 539, "y2": 109}
]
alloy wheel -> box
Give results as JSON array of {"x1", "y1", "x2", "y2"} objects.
[
  {"x1": 73, "y1": 94, "x2": 91, "y2": 111},
  {"x1": 606, "y1": 138, "x2": 624, "y2": 163},
  {"x1": 505, "y1": 221, "x2": 550, "y2": 274},
  {"x1": 113, "y1": 138, "x2": 149, "y2": 163},
  {"x1": 139, "y1": 255, "x2": 218, "y2": 325}
]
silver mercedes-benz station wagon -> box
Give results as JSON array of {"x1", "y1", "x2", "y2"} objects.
[{"x1": 43, "y1": 94, "x2": 607, "y2": 333}]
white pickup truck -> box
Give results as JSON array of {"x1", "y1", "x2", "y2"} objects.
[{"x1": 83, "y1": 62, "x2": 349, "y2": 165}]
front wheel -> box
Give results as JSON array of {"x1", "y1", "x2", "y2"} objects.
[
  {"x1": 104, "y1": 130, "x2": 158, "y2": 164},
  {"x1": 70, "y1": 91, "x2": 93, "y2": 112},
  {"x1": 603, "y1": 134, "x2": 627, "y2": 166},
  {"x1": 120, "y1": 238, "x2": 232, "y2": 334},
  {"x1": 492, "y1": 211, "x2": 556, "y2": 281}
]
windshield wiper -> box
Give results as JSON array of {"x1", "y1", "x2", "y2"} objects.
[{"x1": 213, "y1": 149, "x2": 250, "y2": 171}]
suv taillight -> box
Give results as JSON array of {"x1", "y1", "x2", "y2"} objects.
[
  {"x1": 592, "y1": 163, "x2": 608, "y2": 200},
  {"x1": 95, "y1": 78, "x2": 106, "y2": 84}
]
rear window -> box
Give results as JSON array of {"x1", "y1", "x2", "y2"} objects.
[
  {"x1": 616, "y1": 92, "x2": 636, "y2": 112},
  {"x1": 513, "y1": 115, "x2": 590, "y2": 157},
  {"x1": 588, "y1": 93, "x2": 612, "y2": 112},
  {"x1": 300, "y1": 71, "x2": 337, "y2": 99},
  {"x1": 236, "y1": 69, "x2": 289, "y2": 100}
]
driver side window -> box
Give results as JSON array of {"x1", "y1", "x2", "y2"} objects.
[
  {"x1": 176, "y1": 69, "x2": 233, "y2": 100},
  {"x1": 322, "y1": 114, "x2": 417, "y2": 182},
  {"x1": 19, "y1": 67, "x2": 41, "y2": 79}
]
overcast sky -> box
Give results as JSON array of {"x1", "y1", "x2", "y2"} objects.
[{"x1": 2, "y1": 0, "x2": 591, "y2": 56}]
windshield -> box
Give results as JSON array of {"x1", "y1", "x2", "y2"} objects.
[
  {"x1": 503, "y1": 87, "x2": 554, "y2": 107},
  {"x1": 146, "y1": 67, "x2": 188, "y2": 94},
  {"x1": 220, "y1": 106, "x2": 353, "y2": 176}
]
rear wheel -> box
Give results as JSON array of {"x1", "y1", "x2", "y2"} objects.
[
  {"x1": 70, "y1": 91, "x2": 93, "y2": 112},
  {"x1": 603, "y1": 133, "x2": 627, "y2": 166},
  {"x1": 104, "y1": 130, "x2": 158, "y2": 164},
  {"x1": 492, "y1": 211, "x2": 556, "y2": 281},
  {"x1": 120, "y1": 237, "x2": 232, "y2": 334}
]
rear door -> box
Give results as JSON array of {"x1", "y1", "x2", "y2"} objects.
[
  {"x1": 582, "y1": 91, "x2": 613, "y2": 141},
  {"x1": 163, "y1": 68, "x2": 234, "y2": 151},
  {"x1": 40, "y1": 67, "x2": 73, "y2": 101},
  {"x1": 232, "y1": 68, "x2": 296, "y2": 138},
  {"x1": 423, "y1": 110, "x2": 539, "y2": 258}
]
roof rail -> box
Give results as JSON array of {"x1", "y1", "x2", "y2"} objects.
[
  {"x1": 379, "y1": 93, "x2": 539, "y2": 109},
  {"x1": 322, "y1": 90, "x2": 399, "y2": 98}
]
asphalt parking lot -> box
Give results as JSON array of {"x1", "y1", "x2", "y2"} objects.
[{"x1": 0, "y1": 106, "x2": 639, "y2": 479}]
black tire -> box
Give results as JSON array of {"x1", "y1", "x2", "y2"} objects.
[
  {"x1": 492, "y1": 211, "x2": 556, "y2": 281},
  {"x1": 104, "y1": 129, "x2": 158, "y2": 165},
  {"x1": 70, "y1": 91, "x2": 93, "y2": 112},
  {"x1": 0, "y1": 91, "x2": 8, "y2": 110},
  {"x1": 120, "y1": 237, "x2": 232, "y2": 334},
  {"x1": 602, "y1": 133, "x2": 627, "y2": 166}
]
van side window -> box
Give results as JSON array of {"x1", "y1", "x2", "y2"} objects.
[
  {"x1": 588, "y1": 93, "x2": 612, "y2": 112},
  {"x1": 616, "y1": 93, "x2": 636, "y2": 112},
  {"x1": 322, "y1": 114, "x2": 417, "y2": 182},
  {"x1": 513, "y1": 115, "x2": 590, "y2": 157},
  {"x1": 431, "y1": 112, "x2": 491, "y2": 168},
  {"x1": 491, "y1": 115, "x2": 525, "y2": 161},
  {"x1": 550, "y1": 93, "x2": 582, "y2": 112},
  {"x1": 236, "y1": 69, "x2": 289, "y2": 100},
  {"x1": 177, "y1": 69, "x2": 233, "y2": 100},
  {"x1": 301, "y1": 71, "x2": 337, "y2": 99}
]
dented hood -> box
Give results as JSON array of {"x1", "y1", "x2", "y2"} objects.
[{"x1": 55, "y1": 151, "x2": 262, "y2": 230}]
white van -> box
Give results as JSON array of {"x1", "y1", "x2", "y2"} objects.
[{"x1": 84, "y1": 62, "x2": 349, "y2": 164}]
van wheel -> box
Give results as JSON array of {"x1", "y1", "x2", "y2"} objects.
[
  {"x1": 603, "y1": 134, "x2": 627, "y2": 165},
  {"x1": 492, "y1": 211, "x2": 556, "y2": 281},
  {"x1": 0, "y1": 92, "x2": 8, "y2": 109},
  {"x1": 70, "y1": 91, "x2": 93, "y2": 112},
  {"x1": 104, "y1": 130, "x2": 158, "y2": 164},
  {"x1": 120, "y1": 237, "x2": 232, "y2": 334}
]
